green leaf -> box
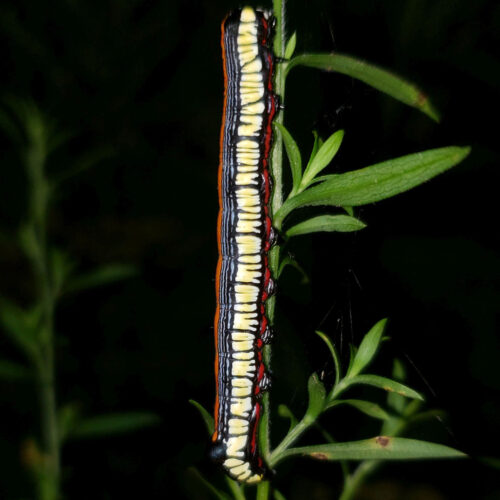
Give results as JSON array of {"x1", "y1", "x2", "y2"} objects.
[
  {"x1": 275, "y1": 122, "x2": 302, "y2": 195},
  {"x1": 68, "y1": 412, "x2": 159, "y2": 439},
  {"x1": 0, "y1": 301, "x2": 41, "y2": 362},
  {"x1": 348, "y1": 319, "x2": 387, "y2": 377},
  {"x1": 53, "y1": 146, "x2": 114, "y2": 185},
  {"x1": 273, "y1": 490, "x2": 287, "y2": 500},
  {"x1": 300, "y1": 130, "x2": 344, "y2": 189},
  {"x1": 343, "y1": 206, "x2": 354, "y2": 216},
  {"x1": 306, "y1": 131, "x2": 323, "y2": 169},
  {"x1": 18, "y1": 224, "x2": 42, "y2": 264},
  {"x1": 280, "y1": 436, "x2": 466, "y2": 462},
  {"x1": 387, "y1": 358, "x2": 407, "y2": 414},
  {"x1": 315, "y1": 330, "x2": 341, "y2": 387},
  {"x1": 278, "y1": 404, "x2": 299, "y2": 433},
  {"x1": 277, "y1": 255, "x2": 309, "y2": 283},
  {"x1": 64, "y1": 264, "x2": 137, "y2": 294},
  {"x1": 189, "y1": 399, "x2": 215, "y2": 436},
  {"x1": 225, "y1": 476, "x2": 246, "y2": 500},
  {"x1": 327, "y1": 399, "x2": 390, "y2": 420},
  {"x1": 346, "y1": 374, "x2": 424, "y2": 401},
  {"x1": 58, "y1": 403, "x2": 81, "y2": 443},
  {"x1": 0, "y1": 359, "x2": 31, "y2": 380},
  {"x1": 50, "y1": 248, "x2": 75, "y2": 298},
  {"x1": 284, "y1": 32, "x2": 297, "y2": 60},
  {"x1": 275, "y1": 146, "x2": 470, "y2": 226},
  {"x1": 479, "y1": 456, "x2": 500, "y2": 470},
  {"x1": 347, "y1": 345, "x2": 358, "y2": 375},
  {"x1": 305, "y1": 373, "x2": 326, "y2": 421},
  {"x1": 187, "y1": 467, "x2": 231, "y2": 500},
  {"x1": 287, "y1": 53, "x2": 440, "y2": 122},
  {"x1": 286, "y1": 214, "x2": 366, "y2": 238}
]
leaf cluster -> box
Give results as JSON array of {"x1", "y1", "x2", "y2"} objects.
[{"x1": 0, "y1": 99, "x2": 156, "y2": 498}]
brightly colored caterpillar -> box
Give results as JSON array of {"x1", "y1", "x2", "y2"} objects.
[{"x1": 210, "y1": 6, "x2": 277, "y2": 484}]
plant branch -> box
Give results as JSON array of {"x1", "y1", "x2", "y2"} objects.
[
  {"x1": 257, "y1": 0, "x2": 287, "y2": 496},
  {"x1": 25, "y1": 111, "x2": 60, "y2": 499}
]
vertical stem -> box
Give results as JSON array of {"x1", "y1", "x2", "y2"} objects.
[
  {"x1": 256, "y1": 480, "x2": 270, "y2": 500},
  {"x1": 257, "y1": 0, "x2": 287, "y2": 498},
  {"x1": 338, "y1": 461, "x2": 378, "y2": 500},
  {"x1": 26, "y1": 115, "x2": 60, "y2": 499}
]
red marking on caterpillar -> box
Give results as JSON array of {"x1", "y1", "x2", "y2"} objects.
[{"x1": 210, "y1": 6, "x2": 276, "y2": 484}]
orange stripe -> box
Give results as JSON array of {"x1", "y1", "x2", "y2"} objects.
[{"x1": 212, "y1": 14, "x2": 229, "y2": 443}]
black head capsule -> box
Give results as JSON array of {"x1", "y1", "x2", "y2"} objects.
[{"x1": 208, "y1": 441, "x2": 227, "y2": 464}]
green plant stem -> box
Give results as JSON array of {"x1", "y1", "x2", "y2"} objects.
[
  {"x1": 256, "y1": 481, "x2": 270, "y2": 500},
  {"x1": 269, "y1": 416, "x2": 311, "y2": 467},
  {"x1": 338, "y1": 460, "x2": 377, "y2": 500},
  {"x1": 226, "y1": 477, "x2": 246, "y2": 500},
  {"x1": 269, "y1": 377, "x2": 353, "y2": 467},
  {"x1": 27, "y1": 131, "x2": 60, "y2": 499},
  {"x1": 257, "y1": 0, "x2": 286, "y2": 497}
]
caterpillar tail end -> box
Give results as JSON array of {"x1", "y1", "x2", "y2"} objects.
[{"x1": 208, "y1": 441, "x2": 270, "y2": 484}]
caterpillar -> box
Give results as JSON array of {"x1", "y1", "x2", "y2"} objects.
[{"x1": 210, "y1": 6, "x2": 277, "y2": 484}]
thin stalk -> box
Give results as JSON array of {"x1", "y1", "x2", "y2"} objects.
[
  {"x1": 269, "y1": 417, "x2": 310, "y2": 467},
  {"x1": 256, "y1": 481, "x2": 270, "y2": 500},
  {"x1": 26, "y1": 123, "x2": 60, "y2": 499},
  {"x1": 269, "y1": 377, "x2": 352, "y2": 467},
  {"x1": 225, "y1": 477, "x2": 246, "y2": 500},
  {"x1": 257, "y1": 0, "x2": 286, "y2": 497},
  {"x1": 338, "y1": 460, "x2": 377, "y2": 500}
]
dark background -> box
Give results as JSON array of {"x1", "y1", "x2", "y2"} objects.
[{"x1": 0, "y1": 0, "x2": 499, "y2": 498}]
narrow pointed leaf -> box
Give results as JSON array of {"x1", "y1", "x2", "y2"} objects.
[
  {"x1": 479, "y1": 457, "x2": 500, "y2": 470},
  {"x1": 50, "y1": 248, "x2": 76, "y2": 297},
  {"x1": 278, "y1": 404, "x2": 299, "y2": 432},
  {"x1": 307, "y1": 131, "x2": 322, "y2": 169},
  {"x1": 300, "y1": 130, "x2": 344, "y2": 188},
  {"x1": 275, "y1": 122, "x2": 302, "y2": 194},
  {"x1": 348, "y1": 319, "x2": 387, "y2": 377},
  {"x1": 0, "y1": 359, "x2": 31, "y2": 380},
  {"x1": 275, "y1": 146, "x2": 470, "y2": 225},
  {"x1": 280, "y1": 436, "x2": 465, "y2": 461},
  {"x1": 284, "y1": 32, "x2": 297, "y2": 60},
  {"x1": 64, "y1": 264, "x2": 137, "y2": 294},
  {"x1": 305, "y1": 373, "x2": 326, "y2": 420},
  {"x1": 347, "y1": 374, "x2": 424, "y2": 401},
  {"x1": 0, "y1": 301, "x2": 41, "y2": 361},
  {"x1": 286, "y1": 215, "x2": 366, "y2": 238},
  {"x1": 53, "y1": 146, "x2": 114, "y2": 185},
  {"x1": 277, "y1": 255, "x2": 309, "y2": 283},
  {"x1": 187, "y1": 467, "x2": 231, "y2": 500},
  {"x1": 347, "y1": 345, "x2": 358, "y2": 375},
  {"x1": 189, "y1": 399, "x2": 215, "y2": 435},
  {"x1": 287, "y1": 53, "x2": 440, "y2": 121},
  {"x1": 307, "y1": 174, "x2": 336, "y2": 187},
  {"x1": 58, "y1": 403, "x2": 81, "y2": 443},
  {"x1": 315, "y1": 330, "x2": 341, "y2": 386},
  {"x1": 274, "y1": 490, "x2": 287, "y2": 500},
  {"x1": 68, "y1": 412, "x2": 159, "y2": 439},
  {"x1": 387, "y1": 358, "x2": 407, "y2": 413},
  {"x1": 327, "y1": 399, "x2": 390, "y2": 420}
]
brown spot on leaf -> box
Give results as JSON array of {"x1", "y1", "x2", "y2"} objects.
[
  {"x1": 375, "y1": 436, "x2": 391, "y2": 448},
  {"x1": 310, "y1": 452, "x2": 329, "y2": 460},
  {"x1": 417, "y1": 91, "x2": 428, "y2": 106}
]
